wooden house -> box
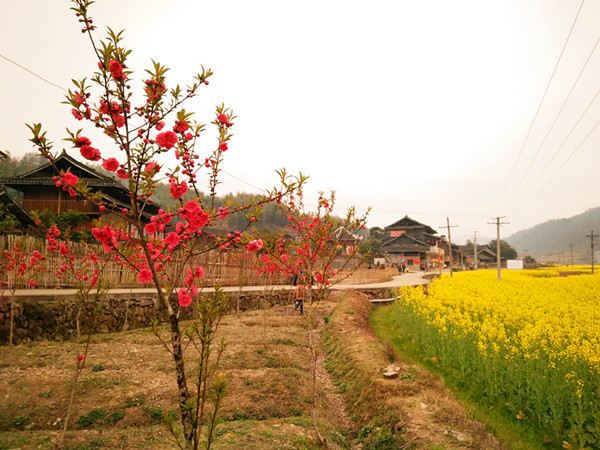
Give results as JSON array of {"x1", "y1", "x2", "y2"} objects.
[
  {"x1": 381, "y1": 216, "x2": 442, "y2": 269},
  {"x1": 381, "y1": 215, "x2": 469, "y2": 270},
  {"x1": 457, "y1": 244, "x2": 498, "y2": 268},
  {"x1": 0, "y1": 151, "x2": 160, "y2": 229}
]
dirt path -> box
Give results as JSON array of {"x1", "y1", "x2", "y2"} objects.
[{"x1": 322, "y1": 290, "x2": 505, "y2": 449}]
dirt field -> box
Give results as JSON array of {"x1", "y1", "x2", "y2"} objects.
[{"x1": 0, "y1": 291, "x2": 501, "y2": 449}]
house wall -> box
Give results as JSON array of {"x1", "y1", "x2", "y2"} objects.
[{"x1": 20, "y1": 186, "x2": 99, "y2": 214}]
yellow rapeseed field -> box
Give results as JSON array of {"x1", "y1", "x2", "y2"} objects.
[{"x1": 393, "y1": 269, "x2": 600, "y2": 448}]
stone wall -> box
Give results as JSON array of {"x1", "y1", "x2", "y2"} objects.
[{"x1": 0, "y1": 287, "x2": 394, "y2": 343}]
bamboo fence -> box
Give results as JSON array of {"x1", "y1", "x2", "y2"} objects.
[{"x1": 1, "y1": 235, "x2": 371, "y2": 291}]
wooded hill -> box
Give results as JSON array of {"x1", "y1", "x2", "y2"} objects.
[{"x1": 506, "y1": 207, "x2": 600, "y2": 264}]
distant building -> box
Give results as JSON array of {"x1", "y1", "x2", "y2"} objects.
[
  {"x1": 381, "y1": 215, "x2": 464, "y2": 269},
  {"x1": 456, "y1": 244, "x2": 498, "y2": 268}
]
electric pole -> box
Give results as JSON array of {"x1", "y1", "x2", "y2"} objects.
[
  {"x1": 473, "y1": 231, "x2": 479, "y2": 270},
  {"x1": 489, "y1": 216, "x2": 509, "y2": 282},
  {"x1": 587, "y1": 231, "x2": 598, "y2": 274},
  {"x1": 440, "y1": 217, "x2": 458, "y2": 277},
  {"x1": 569, "y1": 243, "x2": 574, "y2": 266}
]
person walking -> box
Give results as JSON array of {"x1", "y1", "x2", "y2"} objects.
[{"x1": 294, "y1": 284, "x2": 305, "y2": 315}]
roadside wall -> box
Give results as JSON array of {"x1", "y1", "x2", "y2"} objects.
[{"x1": 0, "y1": 287, "x2": 394, "y2": 343}]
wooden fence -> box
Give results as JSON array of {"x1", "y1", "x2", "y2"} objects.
[
  {"x1": 0, "y1": 235, "x2": 288, "y2": 290},
  {"x1": 1, "y1": 235, "x2": 371, "y2": 291}
]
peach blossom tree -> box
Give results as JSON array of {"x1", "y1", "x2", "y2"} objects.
[{"x1": 27, "y1": 1, "x2": 303, "y2": 448}]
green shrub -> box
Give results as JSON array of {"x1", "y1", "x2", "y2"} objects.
[{"x1": 77, "y1": 408, "x2": 107, "y2": 428}]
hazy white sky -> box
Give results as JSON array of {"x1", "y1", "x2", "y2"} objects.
[{"x1": 2, "y1": 0, "x2": 600, "y2": 244}]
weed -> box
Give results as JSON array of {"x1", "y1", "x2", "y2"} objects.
[
  {"x1": 382, "y1": 341, "x2": 397, "y2": 363},
  {"x1": 124, "y1": 396, "x2": 146, "y2": 408},
  {"x1": 290, "y1": 407, "x2": 303, "y2": 417},
  {"x1": 231, "y1": 410, "x2": 249, "y2": 421},
  {"x1": 399, "y1": 372, "x2": 415, "y2": 381},
  {"x1": 91, "y1": 363, "x2": 105, "y2": 372},
  {"x1": 345, "y1": 310, "x2": 355, "y2": 315},
  {"x1": 67, "y1": 436, "x2": 110, "y2": 449},
  {"x1": 76, "y1": 408, "x2": 107, "y2": 428},
  {"x1": 259, "y1": 430, "x2": 273, "y2": 439},
  {"x1": 39, "y1": 389, "x2": 54, "y2": 398},
  {"x1": 273, "y1": 337, "x2": 299, "y2": 346},
  {"x1": 266, "y1": 355, "x2": 282, "y2": 368},
  {"x1": 18, "y1": 402, "x2": 29, "y2": 409},
  {"x1": 358, "y1": 424, "x2": 373, "y2": 439},
  {"x1": 109, "y1": 409, "x2": 125, "y2": 423},
  {"x1": 14, "y1": 414, "x2": 30, "y2": 427},
  {"x1": 143, "y1": 404, "x2": 178, "y2": 423}
]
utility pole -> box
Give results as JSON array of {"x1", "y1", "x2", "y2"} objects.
[
  {"x1": 489, "y1": 216, "x2": 509, "y2": 282},
  {"x1": 440, "y1": 217, "x2": 458, "y2": 277},
  {"x1": 587, "y1": 231, "x2": 598, "y2": 274},
  {"x1": 569, "y1": 243, "x2": 574, "y2": 266},
  {"x1": 473, "y1": 231, "x2": 479, "y2": 270}
]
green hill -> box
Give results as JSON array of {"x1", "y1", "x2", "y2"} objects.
[{"x1": 506, "y1": 207, "x2": 600, "y2": 264}]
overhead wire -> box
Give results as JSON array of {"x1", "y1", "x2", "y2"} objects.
[
  {"x1": 513, "y1": 103, "x2": 600, "y2": 218},
  {"x1": 510, "y1": 79, "x2": 600, "y2": 216},
  {"x1": 220, "y1": 170, "x2": 266, "y2": 193},
  {"x1": 493, "y1": 0, "x2": 585, "y2": 213},
  {"x1": 0, "y1": 53, "x2": 67, "y2": 92},
  {"x1": 502, "y1": 29, "x2": 600, "y2": 214}
]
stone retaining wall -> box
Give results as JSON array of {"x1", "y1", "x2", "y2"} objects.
[{"x1": 0, "y1": 287, "x2": 393, "y2": 343}]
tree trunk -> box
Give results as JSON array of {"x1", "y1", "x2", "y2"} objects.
[{"x1": 169, "y1": 313, "x2": 195, "y2": 448}]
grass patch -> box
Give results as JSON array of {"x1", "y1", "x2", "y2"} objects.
[{"x1": 91, "y1": 363, "x2": 105, "y2": 372}]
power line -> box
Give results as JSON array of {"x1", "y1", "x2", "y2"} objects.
[
  {"x1": 0, "y1": 53, "x2": 67, "y2": 92},
  {"x1": 494, "y1": 0, "x2": 585, "y2": 213},
  {"x1": 501, "y1": 29, "x2": 600, "y2": 214},
  {"x1": 221, "y1": 170, "x2": 266, "y2": 193},
  {"x1": 509, "y1": 80, "x2": 600, "y2": 216},
  {"x1": 512, "y1": 108, "x2": 600, "y2": 218}
]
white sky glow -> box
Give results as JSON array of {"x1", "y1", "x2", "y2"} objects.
[{"x1": 2, "y1": 0, "x2": 600, "y2": 245}]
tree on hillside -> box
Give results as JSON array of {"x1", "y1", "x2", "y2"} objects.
[
  {"x1": 0, "y1": 152, "x2": 47, "y2": 178},
  {"x1": 369, "y1": 226, "x2": 388, "y2": 242},
  {"x1": 487, "y1": 239, "x2": 517, "y2": 260}
]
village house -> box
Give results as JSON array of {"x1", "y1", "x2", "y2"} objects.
[
  {"x1": 0, "y1": 150, "x2": 160, "y2": 231},
  {"x1": 457, "y1": 243, "x2": 499, "y2": 269},
  {"x1": 381, "y1": 215, "x2": 464, "y2": 270}
]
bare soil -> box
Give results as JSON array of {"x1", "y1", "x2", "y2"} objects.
[{"x1": 0, "y1": 291, "x2": 501, "y2": 449}]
